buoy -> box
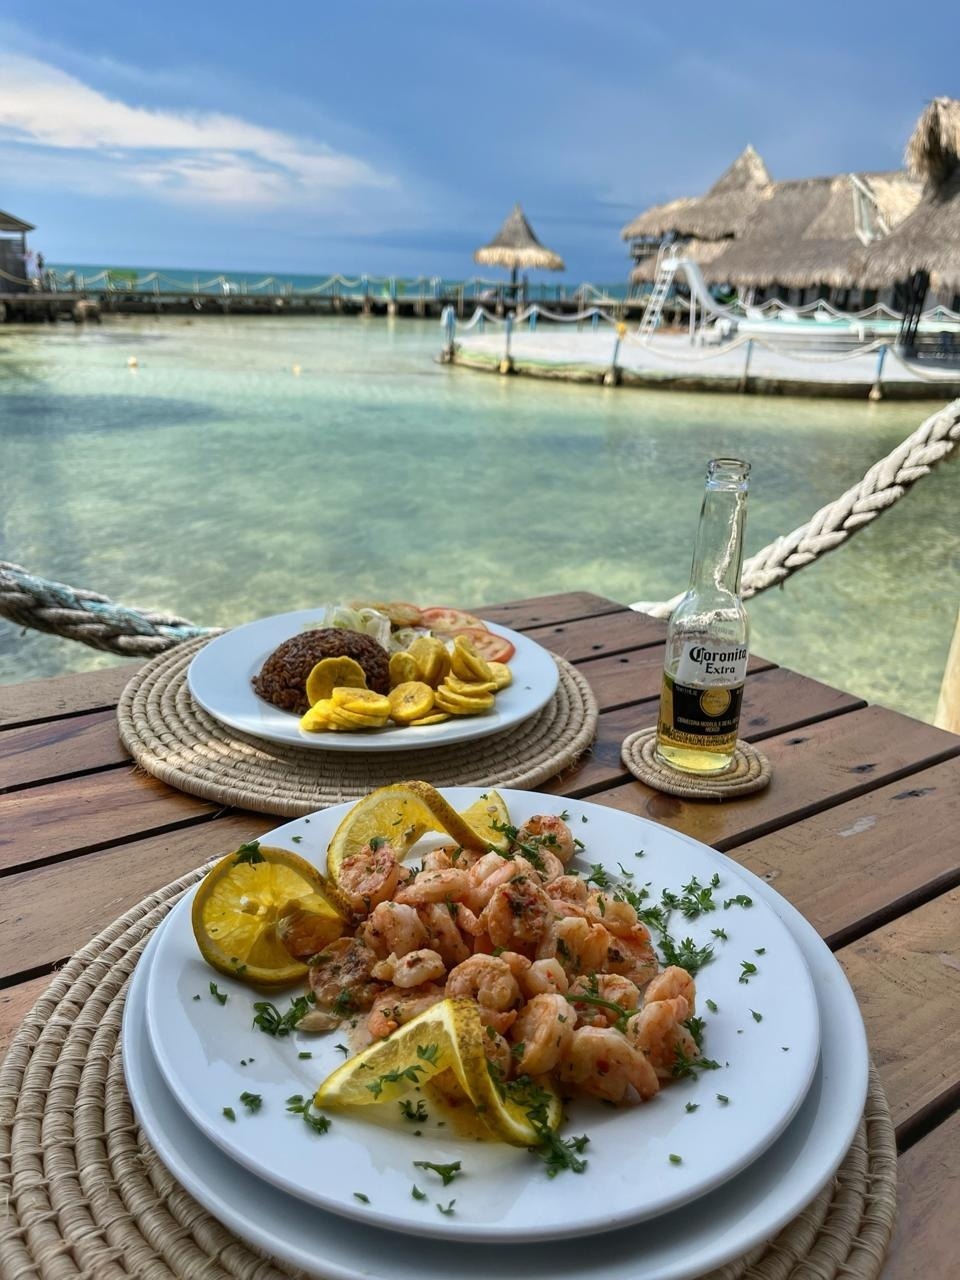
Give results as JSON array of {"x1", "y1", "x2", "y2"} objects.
[
  {"x1": 292, "y1": 364, "x2": 302, "y2": 376},
  {"x1": 127, "y1": 356, "x2": 138, "y2": 369}
]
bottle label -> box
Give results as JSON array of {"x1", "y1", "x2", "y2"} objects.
[
  {"x1": 674, "y1": 641, "x2": 748, "y2": 687},
  {"x1": 660, "y1": 674, "x2": 744, "y2": 743}
]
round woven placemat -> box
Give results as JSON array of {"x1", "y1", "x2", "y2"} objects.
[
  {"x1": 116, "y1": 636, "x2": 598, "y2": 816},
  {"x1": 0, "y1": 868, "x2": 896, "y2": 1280},
  {"x1": 621, "y1": 727, "x2": 772, "y2": 800}
]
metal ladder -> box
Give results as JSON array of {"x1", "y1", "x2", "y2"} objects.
[{"x1": 638, "y1": 247, "x2": 679, "y2": 337}]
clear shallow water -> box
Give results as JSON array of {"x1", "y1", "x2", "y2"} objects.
[{"x1": 1, "y1": 315, "x2": 957, "y2": 722}]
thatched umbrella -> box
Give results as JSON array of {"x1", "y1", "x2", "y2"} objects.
[
  {"x1": 851, "y1": 98, "x2": 960, "y2": 311},
  {"x1": 474, "y1": 203, "x2": 564, "y2": 295}
]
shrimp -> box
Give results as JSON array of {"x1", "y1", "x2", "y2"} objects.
[
  {"x1": 370, "y1": 948, "x2": 446, "y2": 988},
  {"x1": 568, "y1": 974, "x2": 641, "y2": 1027},
  {"x1": 395, "y1": 867, "x2": 471, "y2": 906},
  {"x1": 482, "y1": 1029, "x2": 512, "y2": 1077},
  {"x1": 509, "y1": 993, "x2": 574, "y2": 1074},
  {"x1": 360, "y1": 901, "x2": 428, "y2": 959},
  {"x1": 337, "y1": 842, "x2": 404, "y2": 914},
  {"x1": 553, "y1": 916, "x2": 611, "y2": 974},
  {"x1": 479, "y1": 876, "x2": 555, "y2": 952},
  {"x1": 518, "y1": 957, "x2": 569, "y2": 999},
  {"x1": 558, "y1": 1025, "x2": 660, "y2": 1102},
  {"x1": 545, "y1": 875, "x2": 589, "y2": 908},
  {"x1": 586, "y1": 895, "x2": 637, "y2": 936},
  {"x1": 644, "y1": 965, "x2": 697, "y2": 1014},
  {"x1": 626, "y1": 997, "x2": 697, "y2": 1079},
  {"x1": 467, "y1": 854, "x2": 541, "y2": 911},
  {"x1": 307, "y1": 937, "x2": 382, "y2": 1022},
  {"x1": 445, "y1": 954, "x2": 520, "y2": 1011},
  {"x1": 517, "y1": 814, "x2": 576, "y2": 865},
  {"x1": 367, "y1": 982, "x2": 445, "y2": 1039},
  {"x1": 421, "y1": 846, "x2": 454, "y2": 873},
  {"x1": 532, "y1": 849, "x2": 566, "y2": 883},
  {"x1": 418, "y1": 902, "x2": 472, "y2": 967},
  {"x1": 603, "y1": 926, "x2": 659, "y2": 988}
]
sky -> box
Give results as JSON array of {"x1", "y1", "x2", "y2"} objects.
[{"x1": 0, "y1": 1, "x2": 957, "y2": 282}]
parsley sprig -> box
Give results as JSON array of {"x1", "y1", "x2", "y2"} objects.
[{"x1": 252, "y1": 994, "x2": 313, "y2": 1036}]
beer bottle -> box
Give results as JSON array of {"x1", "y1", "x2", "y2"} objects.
[{"x1": 656, "y1": 458, "x2": 750, "y2": 773}]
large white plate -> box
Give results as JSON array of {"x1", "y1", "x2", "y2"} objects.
[
  {"x1": 186, "y1": 610, "x2": 559, "y2": 752},
  {"x1": 124, "y1": 852, "x2": 866, "y2": 1280},
  {"x1": 143, "y1": 790, "x2": 820, "y2": 1242}
]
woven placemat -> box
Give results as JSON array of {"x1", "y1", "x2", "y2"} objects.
[
  {"x1": 622, "y1": 727, "x2": 772, "y2": 800},
  {"x1": 1, "y1": 867, "x2": 896, "y2": 1280},
  {"x1": 116, "y1": 635, "x2": 598, "y2": 816}
]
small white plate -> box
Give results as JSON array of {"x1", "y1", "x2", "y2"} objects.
[
  {"x1": 143, "y1": 790, "x2": 820, "y2": 1242},
  {"x1": 186, "y1": 611, "x2": 559, "y2": 752},
  {"x1": 123, "y1": 852, "x2": 866, "y2": 1280}
]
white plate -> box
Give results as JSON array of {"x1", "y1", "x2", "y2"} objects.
[
  {"x1": 186, "y1": 611, "x2": 558, "y2": 752},
  {"x1": 143, "y1": 790, "x2": 820, "y2": 1242},
  {"x1": 123, "y1": 853, "x2": 866, "y2": 1280}
]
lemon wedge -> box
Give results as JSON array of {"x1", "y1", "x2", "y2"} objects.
[
  {"x1": 325, "y1": 782, "x2": 512, "y2": 885},
  {"x1": 192, "y1": 844, "x2": 347, "y2": 986},
  {"x1": 313, "y1": 996, "x2": 562, "y2": 1145}
]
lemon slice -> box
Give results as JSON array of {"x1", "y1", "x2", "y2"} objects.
[
  {"x1": 313, "y1": 996, "x2": 561, "y2": 1145},
  {"x1": 456, "y1": 791, "x2": 511, "y2": 851},
  {"x1": 325, "y1": 782, "x2": 512, "y2": 884},
  {"x1": 192, "y1": 844, "x2": 347, "y2": 986}
]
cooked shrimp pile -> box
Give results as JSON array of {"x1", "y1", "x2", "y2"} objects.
[{"x1": 302, "y1": 814, "x2": 697, "y2": 1105}]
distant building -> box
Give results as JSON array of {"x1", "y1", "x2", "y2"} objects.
[
  {"x1": 621, "y1": 143, "x2": 924, "y2": 311},
  {"x1": 0, "y1": 208, "x2": 35, "y2": 294}
]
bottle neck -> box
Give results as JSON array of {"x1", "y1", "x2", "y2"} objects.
[{"x1": 688, "y1": 482, "x2": 748, "y2": 596}]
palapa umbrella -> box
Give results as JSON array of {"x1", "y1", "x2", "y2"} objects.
[{"x1": 474, "y1": 203, "x2": 565, "y2": 296}]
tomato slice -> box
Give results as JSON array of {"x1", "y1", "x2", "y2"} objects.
[
  {"x1": 420, "y1": 607, "x2": 486, "y2": 634},
  {"x1": 457, "y1": 627, "x2": 515, "y2": 663}
]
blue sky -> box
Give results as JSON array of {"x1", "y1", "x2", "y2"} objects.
[{"x1": 1, "y1": 1, "x2": 957, "y2": 281}]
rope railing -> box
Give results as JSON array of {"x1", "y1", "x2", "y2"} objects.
[
  {"x1": 2, "y1": 401, "x2": 957, "y2": 657},
  {"x1": 631, "y1": 397, "x2": 960, "y2": 617}
]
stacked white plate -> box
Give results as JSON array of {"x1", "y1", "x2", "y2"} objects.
[{"x1": 123, "y1": 789, "x2": 869, "y2": 1280}]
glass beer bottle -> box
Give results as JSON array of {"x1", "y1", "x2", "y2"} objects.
[{"x1": 656, "y1": 458, "x2": 751, "y2": 773}]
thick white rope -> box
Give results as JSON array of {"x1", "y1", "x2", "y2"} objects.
[{"x1": 632, "y1": 398, "x2": 960, "y2": 617}]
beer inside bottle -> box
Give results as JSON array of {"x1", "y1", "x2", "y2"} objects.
[{"x1": 656, "y1": 457, "x2": 751, "y2": 774}]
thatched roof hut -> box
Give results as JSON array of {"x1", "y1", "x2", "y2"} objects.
[
  {"x1": 851, "y1": 98, "x2": 960, "y2": 292},
  {"x1": 702, "y1": 172, "x2": 920, "y2": 289},
  {"x1": 474, "y1": 204, "x2": 565, "y2": 279},
  {"x1": 621, "y1": 145, "x2": 771, "y2": 243}
]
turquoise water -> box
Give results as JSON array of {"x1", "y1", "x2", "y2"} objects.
[{"x1": 1, "y1": 314, "x2": 957, "y2": 722}]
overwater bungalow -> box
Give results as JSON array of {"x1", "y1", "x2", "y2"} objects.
[
  {"x1": 622, "y1": 143, "x2": 921, "y2": 312},
  {"x1": 0, "y1": 208, "x2": 34, "y2": 294}
]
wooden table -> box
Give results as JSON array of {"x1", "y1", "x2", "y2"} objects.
[{"x1": 2, "y1": 592, "x2": 957, "y2": 1277}]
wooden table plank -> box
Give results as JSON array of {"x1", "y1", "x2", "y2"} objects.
[
  {"x1": 0, "y1": 770, "x2": 226, "y2": 872},
  {"x1": 0, "y1": 662, "x2": 140, "y2": 729},
  {"x1": 568, "y1": 706, "x2": 960, "y2": 852},
  {"x1": 1, "y1": 709, "x2": 128, "y2": 791},
  {"x1": 880, "y1": 1110, "x2": 960, "y2": 1278},
  {"x1": 837, "y1": 889, "x2": 960, "y2": 1145},
  {"x1": 477, "y1": 591, "x2": 629, "y2": 630},
  {"x1": 523, "y1": 609, "x2": 667, "y2": 661},
  {"x1": 0, "y1": 972, "x2": 52, "y2": 1060},
  {"x1": 733, "y1": 758, "x2": 960, "y2": 948},
  {"x1": 0, "y1": 814, "x2": 273, "y2": 984}
]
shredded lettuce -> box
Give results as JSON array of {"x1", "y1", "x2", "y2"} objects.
[{"x1": 301, "y1": 605, "x2": 430, "y2": 652}]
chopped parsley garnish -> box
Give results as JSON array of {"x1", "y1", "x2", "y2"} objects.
[
  {"x1": 634, "y1": 849, "x2": 645, "y2": 857},
  {"x1": 490, "y1": 1069, "x2": 589, "y2": 1177},
  {"x1": 669, "y1": 1153, "x2": 682, "y2": 1165},
  {"x1": 411, "y1": 1184, "x2": 427, "y2": 1201},
  {"x1": 417, "y1": 1042, "x2": 440, "y2": 1064},
  {"x1": 353, "y1": 1192, "x2": 370, "y2": 1204},
  {"x1": 751, "y1": 1010, "x2": 763, "y2": 1023},
  {"x1": 581, "y1": 814, "x2": 588, "y2": 823},
  {"x1": 558, "y1": 809, "x2": 570, "y2": 821},
  {"x1": 685, "y1": 1102, "x2": 699, "y2": 1113},
  {"x1": 660, "y1": 935, "x2": 715, "y2": 975},
  {"x1": 192, "y1": 994, "x2": 201, "y2": 1001},
  {"x1": 285, "y1": 1094, "x2": 331, "y2": 1134},
  {"x1": 711, "y1": 927, "x2": 728, "y2": 941},
  {"x1": 739, "y1": 961, "x2": 758, "y2": 984},
  {"x1": 716, "y1": 1094, "x2": 730, "y2": 1105},
  {"x1": 724, "y1": 894, "x2": 753, "y2": 909},
  {"x1": 239, "y1": 1091, "x2": 262, "y2": 1113},
  {"x1": 584, "y1": 863, "x2": 611, "y2": 889},
  {"x1": 367, "y1": 1046, "x2": 439, "y2": 1099},
  {"x1": 684, "y1": 1015, "x2": 706, "y2": 1049},
  {"x1": 332, "y1": 989, "x2": 356, "y2": 1017},
  {"x1": 233, "y1": 841, "x2": 263, "y2": 865},
  {"x1": 676, "y1": 874, "x2": 719, "y2": 918},
  {"x1": 755, "y1": 947, "x2": 766, "y2": 955},
  {"x1": 413, "y1": 1160, "x2": 462, "y2": 1187},
  {"x1": 705, "y1": 998, "x2": 718, "y2": 1014},
  {"x1": 670, "y1": 1045, "x2": 721, "y2": 1080},
  {"x1": 291, "y1": 835, "x2": 303, "y2": 844},
  {"x1": 399, "y1": 1098, "x2": 428, "y2": 1122},
  {"x1": 369, "y1": 836, "x2": 388, "y2": 852},
  {"x1": 565, "y1": 986, "x2": 632, "y2": 1034},
  {"x1": 222, "y1": 1106, "x2": 236, "y2": 1121},
  {"x1": 298, "y1": 1050, "x2": 313, "y2": 1059},
  {"x1": 335, "y1": 1042, "x2": 349, "y2": 1056},
  {"x1": 209, "y1": 981, "x2": 228, "y2": 1006},
  {"x1": 436, "y1": 1200, "x2": 456, "y2": 1215},
  {"x1": 252, "y1": 994, "x2": 312, "y2": 1036}
]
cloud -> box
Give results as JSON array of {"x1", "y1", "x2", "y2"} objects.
[{"x1": 0, "y1": 52, "x2": 393, "y2": 209}]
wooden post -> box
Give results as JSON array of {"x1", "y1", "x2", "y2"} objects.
[
  {"x1": 869, "y1": 345, "x2": 887, "y2": 402},
  {"x1": 738, "y1": 339, "x2": 754, "y2": 393},
  {"x1": 499, "y1": 311, "x2": 515, "y2": 374},
  {"x1": 934, "y1": 606, "x2": 960, "y2": 734},
  {"x1": 439, "y1": 306, "x2": 456, "y2": 363},
  {"x1": 604, "y1": 322, "x2": 626, "y2": 386}
]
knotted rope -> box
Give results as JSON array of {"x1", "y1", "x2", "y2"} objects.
[
  {"x1": 633, "y1": 396, "x2": 960, "y2": 618},
  {"x1": 0, "y1": 563, "x2": 214, "y2": 655},
  {"x1": 1, "y1": 399, "x2": 957, "y2": 653}
]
